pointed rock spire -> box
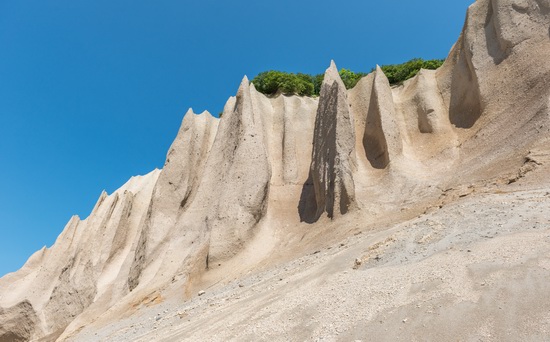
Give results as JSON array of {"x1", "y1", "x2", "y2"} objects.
[
  {"x1": 127, "y1": 107, "x2": 219, "y2": 291},
  {"x1": 201, "y1": 75, "x2": 271, "y2": 263},
  {"x1": 91, "y1": 190, "x2": 108, "y2": 214},
  {"x1": 361, "y1": 66, "x2": 402, "y2": 169},
  {"x1": 306, "y1": 61, "x2": 357, "y2": 220}
]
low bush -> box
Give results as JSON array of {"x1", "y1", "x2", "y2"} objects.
[
  {"x1": 252, "y1": 71, "x2": 314, "y2": 96},
  {"x1": 375, "y1": 58, "x2": 445, "y2": 85},
  {"x1": 251, "y1": 58, "x2": 445, "y2": 97}
]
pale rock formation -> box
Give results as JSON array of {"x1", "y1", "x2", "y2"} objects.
[
  {"x1": 438, "y1": 0, "x2": 550, "y2": 129},
  {"x1": 263, "y1": 93, "x2": 318, "y2": 186},
  {"x1": 436, "y1": 0, "x2": 550, "y2": 179},
  {"x1": 0, "y1": 301, "x2": 37, "y2": 342},
  {"x1": 351, "y1": 66, "x2": 403, "y2": 170},
  {"x1": 0, "y1": 170, "x2": 160, "y2": 341},
  {"x1": 307, "y1": 61, "x2": 357, "y2": 220},
  {"x1": 128, "y1": 110, "x2": 218, "y2": 292},
  {"x1": 397, "y1": 69, "x2": 450, "y2": 136},
  {"x1": 126, "y1": 77, "x2": 316, "y2": 298},
  {"x1": 201, "y1": 77, "x2": 272, "y2": 264},
  {"x1": 2, "y1": 0, "x2": 550, "y2": 340},
  {"x1": 391, "y1": 69, "x2": 458, "y2": 163}
]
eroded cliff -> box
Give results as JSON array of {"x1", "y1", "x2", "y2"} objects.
[{"x1": 1, "y1": 0, "x2": 550, "y2": 340}]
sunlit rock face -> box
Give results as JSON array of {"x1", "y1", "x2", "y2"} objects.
[{"x1": 2, "y1": 1, "x2": 550, "y2": 339}]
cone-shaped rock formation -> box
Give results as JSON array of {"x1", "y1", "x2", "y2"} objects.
[
  {"x1": 362, "y1": 66, "x2": 403, "y2": 169},
  {"x1": 307, "y1": 61, "x2": 357, "y2": 221},
  {"x1": 128, "y1": 110, "x2": 218, "y2": 292},
  {"x1": 202, "y1": 77, "x2": 272, "y2": 264}
]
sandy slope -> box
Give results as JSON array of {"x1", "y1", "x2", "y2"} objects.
[{"x1": 69, "y1": 163, "x2": 550, "y2": 341}]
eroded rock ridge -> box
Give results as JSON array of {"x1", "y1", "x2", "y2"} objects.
[{"x1": 1, "y1": 0, "x2": 550, "y2": 340}]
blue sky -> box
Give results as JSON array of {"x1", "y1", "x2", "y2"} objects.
[{"x1": 0, "y1": 0, "x2": 474, "y2": 277}]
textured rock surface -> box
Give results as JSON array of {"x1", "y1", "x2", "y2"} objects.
[
  {"x1": 0, "y1": 301, "x2": 38, "y2": 342},
  {"x1": 360, "y1": 66, "x2": 403, "y2": 169},
  {"x1": 2, "y1": 0, "x2": 550, "y2": 340},
  {"x1": 127, "y1": 110, "x2": 218, "y2": 292},
  {"x1": 0, "y1": 170, "x2": 160, "y2": 341},
  {"x1": 202, "y1": 77, "x2": 272, "y2": 264},
  {"x1": 308, "y1": 61, "x2": 357, "y2": 220}
]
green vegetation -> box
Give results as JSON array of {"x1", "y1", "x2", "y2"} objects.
[
  {"x1": 338, "y1": 68, "x2": 368, "y2": 90},
  {"x1": 252, "y1": 71, "x2": 315, "y2": 96},
  {"x1": 250, "y1": 58, "x2": 445, "y2": 97},
  {"x1": 375, "y1": 58, "x2": 445, "y2": 85}
]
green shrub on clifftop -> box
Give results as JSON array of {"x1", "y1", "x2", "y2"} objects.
[
  {"x1": 338, "y1": 68, "x2": 368, "y2": 90},
  {"x1": 375, "y1": 58, "x2": 445, "y2": 85},
  {"x1": 252, "y1": 71, "x2": 314, "y2": 96},
  {"x1": 251, "y1": 58, "x2": 445, "y2": 97}
]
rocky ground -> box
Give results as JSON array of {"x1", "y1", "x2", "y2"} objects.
[{"x1": 68, "y1": 166, "x2": 550, "y2": 342}]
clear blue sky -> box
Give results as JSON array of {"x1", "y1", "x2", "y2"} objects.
[{"x1": 0, "y1": 0, "x2": 474, "y2": 277}]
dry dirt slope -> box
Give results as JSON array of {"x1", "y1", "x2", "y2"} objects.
[
  {"x1": 1, "y1": 0, "x2": 550, "y2": 340},
  {"x1": 70, "y1": 164, "x2": 550, "y2": 341}
]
